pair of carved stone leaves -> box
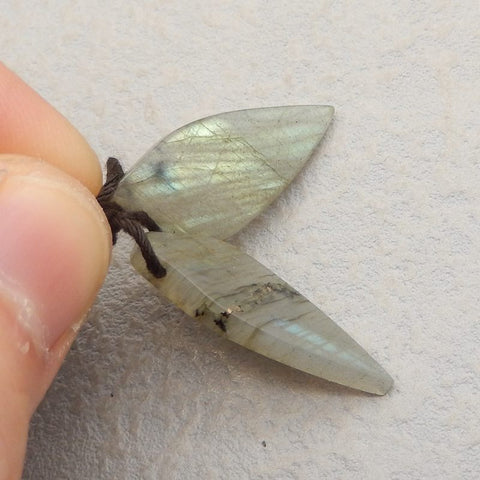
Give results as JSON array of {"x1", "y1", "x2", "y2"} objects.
[{"x1": 113, "y1": 106, "x2": 392, "y2": 396}]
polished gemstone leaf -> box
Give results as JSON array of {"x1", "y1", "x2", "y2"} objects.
[
  {"x1": 114, "y1": 105, "x2": 334, "y2": 240},
  {"x1": 131, "y1": 233, "x2": 393, "y2": 395}
]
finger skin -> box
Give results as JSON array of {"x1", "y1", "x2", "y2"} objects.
[
  {"x1": 0, "y1": 156, "x2": 111, "y2": 479},
  {"x1": 0, "y1": 64, "x2": 111, "y2": 480},
  {"x1": 0, "y1": 62, "x2": 102, "y2": 194}
]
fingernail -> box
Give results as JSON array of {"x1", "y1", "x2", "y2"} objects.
[{"x1": 0, "y1": 157, "x2": 110, "y2": 351}]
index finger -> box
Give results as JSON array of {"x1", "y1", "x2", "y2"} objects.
[{"x1": 0, "y1": 62, "x2": 102, "y2": 194}]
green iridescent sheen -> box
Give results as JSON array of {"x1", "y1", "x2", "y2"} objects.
[
  {"x1": 114, "y1": 105, "x2": 334, "y2": 239},
  {"x1": 132, "y1": 233, "x2": 393, "y2": 395}
]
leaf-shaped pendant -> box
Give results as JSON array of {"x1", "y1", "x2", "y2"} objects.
[
  {"x1": 114, "y1": 106, "x2": 393, "y2": 395},
  {"x1": 132, "y1": 233, "x2": 393, "y2": 395},
  {"x1": 114, "y1": 105, "x2": 334, "y2": 239}
]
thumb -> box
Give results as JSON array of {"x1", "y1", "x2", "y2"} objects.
[{"x1": 0, "y1": 155, "x2": 110, "y2": 479}]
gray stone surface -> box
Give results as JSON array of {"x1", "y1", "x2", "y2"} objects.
[
  {"x1": 132, "y1": 233, "x2": 392, "y2": 395},
  {"x1": 115, "y1": 106, "x2": 333, "y2": 239}
]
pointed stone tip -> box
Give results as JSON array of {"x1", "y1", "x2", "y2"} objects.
[
  {"x1": 322, "y1": 105, "x2": 334, "y2": 123},
  {"x1": 368, "y1": 370, "x2": 394, "y2": 396},
  {"x1": 311, "y1": 105, "x2": 334, "y2": 131},
  {"x1": 343, "y1": 353, "x2": 393, "y2": 396},
  {"x1": 379, "y1": 379, "x2": 394, "y2": 396}
]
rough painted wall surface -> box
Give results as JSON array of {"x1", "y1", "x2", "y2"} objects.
[{"x1": 1, "y1": 2, "x2": 478, "y2": 479}]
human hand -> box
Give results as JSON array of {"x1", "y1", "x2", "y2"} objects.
[{"x1": 0, "y1": 62, "x2": 111, "y2": 479}]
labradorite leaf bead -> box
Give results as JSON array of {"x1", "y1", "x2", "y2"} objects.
[
  {"x1": 114, "y1": 106, "x2": 334, "y2": 239},
  {"x1": 132, "y1": 233, "x2": 393, "y2": 395}
]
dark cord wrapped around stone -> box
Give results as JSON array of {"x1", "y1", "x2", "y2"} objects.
[{"x1": 96, "y1": 157, "x2": 166, "y2": 278}]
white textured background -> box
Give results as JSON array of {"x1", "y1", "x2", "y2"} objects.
[{"x1": 2, "y1": 1, "x2": 479, "y2": 479}]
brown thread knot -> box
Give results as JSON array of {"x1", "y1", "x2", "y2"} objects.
[{"x1": 96, "y1": 157, "x2": 166, "y2": 278}]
